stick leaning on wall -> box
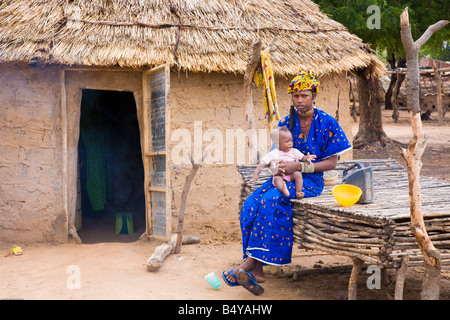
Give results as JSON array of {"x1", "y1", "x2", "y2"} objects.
[{"x1": 146, "y1": 151, "x2": 207, "y2": 272}]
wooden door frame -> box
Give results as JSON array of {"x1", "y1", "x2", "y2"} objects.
[{"x1": 142, "y1": 64, "x2": 171, "y2": 241}]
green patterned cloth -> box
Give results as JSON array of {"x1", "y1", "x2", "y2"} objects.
[{"x1": 80, "y1": 98, "x2": 111, "y2": 213}]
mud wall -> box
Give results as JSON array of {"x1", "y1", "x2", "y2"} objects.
[
  {"x1": 168, "y1": 71, "x2": 352, "y2": 242},
  {"x1": 0, "y1": 63, "x2": 65, "y2": 243},
  {"x1": 0, "y1": 65, "x2": 144, "y2": 244},
  {"x1": 0, "y1": 64, "x2": 352, "y2": 244}
]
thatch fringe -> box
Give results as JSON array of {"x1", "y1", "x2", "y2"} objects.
[{"x1": 0, "y1": 0, "x2": 386, "y2": 77}]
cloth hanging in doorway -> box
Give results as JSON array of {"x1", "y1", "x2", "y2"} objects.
[
  {"x1": 252, "y1": 49, "x2": 280, "y2": 132},
  {"x1": 79, "y1": 99, "x2": 111, "y2": 213}
]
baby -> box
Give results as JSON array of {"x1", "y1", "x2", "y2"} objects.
[{"x1": 249, "y1": 126, "x2": 316, "y2": 199}]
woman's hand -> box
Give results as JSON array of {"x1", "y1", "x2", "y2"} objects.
[
  {"x1": 277, "y1": 160, "x2": 300, "y2": 176},
  {"x1": 278, "y1": 155, "x2": 338, "y2": 175}
]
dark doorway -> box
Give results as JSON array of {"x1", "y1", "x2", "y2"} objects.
[{"x1": 77, "y1": 89, "x2": 145, "y2": 243}]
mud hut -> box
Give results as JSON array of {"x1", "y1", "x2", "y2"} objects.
[
  {"x1": 0, "y1": 0, "x2": 385, "y2": 244},
  {"x1": 397, "y1": 59, "x2": 450, "y2": 114}
]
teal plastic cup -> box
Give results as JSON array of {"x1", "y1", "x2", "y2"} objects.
[{"x1": 205, "y1": 272, "x2": 222, "y2": 290}]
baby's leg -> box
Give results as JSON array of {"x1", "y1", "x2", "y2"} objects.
[
  {"x1": 273, "y1": 176, "x2": 290, "y2": 197},
  {"x1": 291, "y1": 171, "x2": 304, "y2": 199}
]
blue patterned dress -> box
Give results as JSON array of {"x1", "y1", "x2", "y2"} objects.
[{"x1": 240, "y1": 108, "x2": 352, "y2": 265}]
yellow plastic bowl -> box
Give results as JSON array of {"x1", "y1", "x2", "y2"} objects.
[{"x1": 332, "y1": 184, "x2": 362, "y2": 207}]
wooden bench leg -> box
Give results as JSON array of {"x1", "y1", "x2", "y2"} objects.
[
  {"x1": 348, "y1": 257, "x2": 363, "y2": 300},
  {"x1": 394, "y1": 255, "x2": 409, "y2": 300},
  {"x1": 381, "y1": 267, "x2": 388, "y2": 286}
]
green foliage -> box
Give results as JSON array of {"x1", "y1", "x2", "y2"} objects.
[{"x1": 313, "y1": 0, "x2": 449, "y2": 61}]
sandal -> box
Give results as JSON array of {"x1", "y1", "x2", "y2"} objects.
[
  {"x1": 236, "y1": 270, "x2": 264, "y2": 296},
  {"x1": 12, "y1": 245, "x2": 23, "y2": 256},
  {"x1": 222, "y1": 269, "x2": 239, "y2": 287}
]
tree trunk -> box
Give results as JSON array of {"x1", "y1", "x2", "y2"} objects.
[
  {"x1": 391, "y1": 70, "x2": 406, "y2": 123},
  {"x1": 391, "y1": 70, "x2": 400, "y2": 122},
  {"x1": 385, "y1": 55, "x2": 397, "y2": 111},
  {"x1": 400, "y1": 111, "x2": 441, "y2": 299},
  {"x1": 348, "y1": 77, "x2": 358, "y2": 122},
  {"x1": 399, "y1": 6, "x2": 448, "y2": 300},
  {"x1": 385, "y1": 56, "x2": 406, "y2": 111},
  {"x1": 353, "y1": 68, "x2": 390, "y2": 148},
  {"x1": 385, "y1": 73, "x2": 396, "y2": 111}
]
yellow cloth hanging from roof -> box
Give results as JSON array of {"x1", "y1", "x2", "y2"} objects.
[{"x1": 252, "y1": 50, "x2": 280, "y2": 132}]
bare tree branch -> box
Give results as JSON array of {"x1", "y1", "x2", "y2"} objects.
[{"x1": 416, "y1": 20, "x2": 449, "y2": 50}]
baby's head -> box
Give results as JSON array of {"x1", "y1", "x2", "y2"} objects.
[{"x1": 270, "y1": 126, "x2": 293, "y2": 152}]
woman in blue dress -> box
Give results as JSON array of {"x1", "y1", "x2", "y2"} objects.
[{"x1": 223, "y1": 71, "x2": 352, "y2": 295}]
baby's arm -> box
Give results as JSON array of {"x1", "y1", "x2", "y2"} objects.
[
  {"x1": 300, "y1": 152, "x2": 317, "y2": 164},
  {"x1": 248, "y1": 162, "x2": 268, "y2": 183}
]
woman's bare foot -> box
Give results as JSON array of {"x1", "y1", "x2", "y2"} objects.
[
  {"x1": 296, "y1": 191, "x2": 305, "y2": 199},
  {"x1": 223, "y1": 268, "x2": 240, "y2": 285},
  {"x1": 223, "y1": 258, "x2": 266, "y2": 284},
  {"x1": 248, "y1": 263, "x2": 265, "y2": 283}
]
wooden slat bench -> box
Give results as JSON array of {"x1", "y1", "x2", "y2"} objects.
[{"x1": 238, "y1": 159, "x2": 450, "y2": 299}]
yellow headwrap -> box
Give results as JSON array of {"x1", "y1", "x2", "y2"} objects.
[{"x1": 288, "y1": 71, "x2": 320, "y2": 94}]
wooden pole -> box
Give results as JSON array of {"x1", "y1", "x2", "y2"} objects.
[
  {"x1": 147, "y1": 234, "x2": 200, "y2": 271},
  {"x1": 244, "y1": 40, "x2": 262, "y2": 165},
  {"x1": 348, "y1": 77, "x2": 358, "y2": 122},
  {"x1": 432, "y1": 61, "x2": 444, "y2": 125},
  {"x1": 394, "y1": 255, "x2": 409, "y2": 300},
  {"x1": 348, "y1": 257, "x2": 363, "y2": 300},
  {"x1": 173, "y1": 148, "x2": 211, "y2": 254},
  {"x1": 173, "y1": 161, "x2": 200, "y2": 253},
  {"x1": 386, "y1": 67, "x2": 450, "y2": 75},
  {"x1": 392, "y1": 69, "x2": 400, "y2": 123},
  {"x1": 399, "y1": 7, "x2": 448, "y2": 299},
  {"x1": 243, "y1": 38, "x2": 278, "y2": 165}
]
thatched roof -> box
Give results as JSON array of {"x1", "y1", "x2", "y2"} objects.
[{"x1": 0, "y1": 0, "x2": 386, "y2": 77}]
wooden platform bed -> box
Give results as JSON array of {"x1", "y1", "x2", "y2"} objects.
[{"x1": 238, "y1": 159, "x2": 450, "y2": 299}]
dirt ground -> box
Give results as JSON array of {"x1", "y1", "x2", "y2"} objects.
[
  {"x1": 1, "y1": 109, "x2": 449, "y2": 301},
  {"x1": 353, "y1": 109, "x2": 450, "y2": 182}
]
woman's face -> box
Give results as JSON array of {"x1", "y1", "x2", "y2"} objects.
[{"x1": 292, "y1": 90, "x2": 313, "y2": 113}]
